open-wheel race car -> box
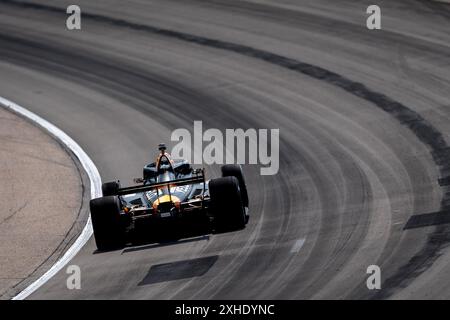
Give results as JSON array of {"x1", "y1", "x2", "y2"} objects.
[{"x1": 90, "y1": 144, "x2": 249, "y2": 251}]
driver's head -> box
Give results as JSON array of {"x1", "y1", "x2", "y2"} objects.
[{"x1": 158, "y1": 143, "x2": 167, "y2": 154}]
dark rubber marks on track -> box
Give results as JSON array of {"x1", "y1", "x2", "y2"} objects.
[
  {"x1": 404, "y1": 210, "x2": 450, "y2": 230},
  {"x1": 138, "y1": 256, "x2": 219, "y2": 285}
]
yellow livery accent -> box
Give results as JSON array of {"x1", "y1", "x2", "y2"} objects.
[{"x1": 152, "y1": 195, "x2": 181, "y2": 209}]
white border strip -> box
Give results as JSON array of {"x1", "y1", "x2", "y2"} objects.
[{"x1": 0, "y1": 96, "x2": 101, "y2": 300}]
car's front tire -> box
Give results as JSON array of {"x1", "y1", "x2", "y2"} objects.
[
  {"x1": 209, "y1": 176, "x2": 246, "y2": 232},
  {"x1": 221, "y1": 164, "x2": 249, "y2": 208},
  {"x1": 90, "y1": 196, "x2": 125, "y2": 251},
  {"x1": 102, "y1": 181, "x2": 121, "y2": 197}
]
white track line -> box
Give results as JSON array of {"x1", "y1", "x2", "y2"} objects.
[
  {"x1": 290, "y1": 238, "x2": 306, "y2": 253},
  {"x1": 0, "y1": 96, "x2": 101, "y2": 300}
]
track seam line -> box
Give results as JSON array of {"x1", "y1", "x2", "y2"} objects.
[{"x1": 0, "y1": 96, "x2": 101, "y2": 300}]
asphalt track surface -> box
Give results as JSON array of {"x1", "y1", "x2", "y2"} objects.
[{"x1": 1, "y1": 0, "x2": 450, "y2": 299}]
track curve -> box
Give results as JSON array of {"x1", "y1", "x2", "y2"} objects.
[{"x1": 1, "y1": 0, "x2": 450, "y2": 299}]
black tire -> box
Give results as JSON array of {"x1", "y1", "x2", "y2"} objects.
[
  {"x1": 221, "y1": 164, "x2": 249, "y2": 208},
  {"x1": 102, "y1": 181, "x2": 121, "y2": 197},
  {"x1": 209, "y1": 176, "x2": 246, "y2": 231},
  {"x1": 90, "y1": 196, "x2": 125, "y2": 251},
  {"x1": 143, "y1": 165, "x2": 158, "y2": 181}
]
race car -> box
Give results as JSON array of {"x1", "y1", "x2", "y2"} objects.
[{"x1": 90, "y1": 144, "x2": 249, "y2": 250}]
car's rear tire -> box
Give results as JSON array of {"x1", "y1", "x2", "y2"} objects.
[
  {"x1": 102, "y1": 181, "x2": 121, "y2": 197},
  {"x1": 90, "y1": 196, "x2": 125, "y2": 251},
  {"x1": 221, "y1": 164, "x2": 249, "y2": 208},
  {"x1": 209, "y1": 176, "x2": 246, "y2": 232}
]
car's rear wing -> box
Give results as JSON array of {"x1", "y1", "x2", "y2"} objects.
[{"x1": 116, "y1": 169, "x2": 205, "y2": 196}]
